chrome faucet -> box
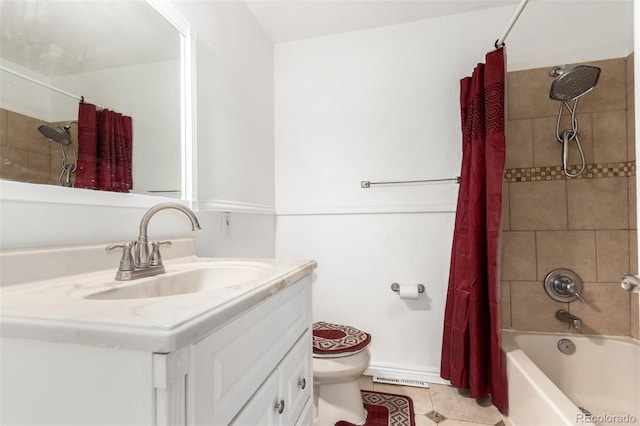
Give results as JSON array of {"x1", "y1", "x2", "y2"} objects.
[
  {"x1": 106, "y1": 202, "x2": 201, "y2": 280},
  {"x1": 556, "y1": 310, "x2": 582, "y2": 329},
  {"x1": 136, "y1": 202, "x2": 201, "y2": 267}
]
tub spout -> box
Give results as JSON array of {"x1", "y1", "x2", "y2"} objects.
[{"x1": 556, "y1": 310, "x2": 582, "y2": 329}]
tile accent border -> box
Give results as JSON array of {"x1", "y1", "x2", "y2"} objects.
[{"x1": 504, "y1": 161, "x2": 636, "y2": 183}]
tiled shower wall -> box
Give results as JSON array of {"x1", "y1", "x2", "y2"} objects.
[
  {"x1": 0, "y1": 108, "x2": 76, "y2": 186},
  {"x1": 500, "y1": 55, "x2": 639, "y2": 339}
]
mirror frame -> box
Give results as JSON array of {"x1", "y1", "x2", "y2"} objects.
[{"x1": 0, "y1": 0, "x2": 197, "y2": 210}]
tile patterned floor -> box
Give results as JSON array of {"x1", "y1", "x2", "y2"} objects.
[{"x1": 357, "y1": 376, "x2": 506, "y2": 426}]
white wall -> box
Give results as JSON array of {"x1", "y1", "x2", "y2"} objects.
[
  {"x1": 169, "y1": 0, "x2": 276, "y2": 258},
  {"x1": 170, "y1": 0, "x2": 275, "y2": 210},
  {"x1": 0, "y1": 60, "x2": 53, "y2": 121},
  {"x1": 1, "y1": 0, "x2": 276, "y2": 259},
  {"x1": 274, "y1": 1, "x2": 633, "y2": 382}
]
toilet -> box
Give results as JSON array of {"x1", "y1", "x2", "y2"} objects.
[{"x1": 312, "y1": 321, "x2": 372, "y2": 426}]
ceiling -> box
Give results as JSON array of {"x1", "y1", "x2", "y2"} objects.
[
  {"x1": 0, "y1": 0, "x2": 179, "y2": 77},
  {"x1": 244, "y1": 0, "x2": 521, "y2": 43},
  {"x1": 0, "y1": 0, "x2": 522, "y2": 77}
]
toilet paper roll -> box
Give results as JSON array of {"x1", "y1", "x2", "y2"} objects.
[{"x1": 398, "y1": 285, "x2": 419, "y2": 300}]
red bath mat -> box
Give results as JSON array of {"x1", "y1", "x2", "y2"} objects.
[{"x1": 335, "y1": 391, "x2": 415, "y2": 426}]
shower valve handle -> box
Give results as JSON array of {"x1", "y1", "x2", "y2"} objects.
[
  {"x1": 563, "y1": 282, "x2": 586, "y2": 302},
  {"x1": 545, "y1": 269, "x2": 585, "y2": 303},
  {"x1": 552, "y1": 277, "x2": 586, "y2": 302}
]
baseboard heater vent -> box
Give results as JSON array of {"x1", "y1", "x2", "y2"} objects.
[{"x1": 372, "y1": 376, "x2": 430, "y2": 388}]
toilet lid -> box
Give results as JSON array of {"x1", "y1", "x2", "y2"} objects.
[{"x1": 312, "y1": 321, "x2": 371, "y2": 355}]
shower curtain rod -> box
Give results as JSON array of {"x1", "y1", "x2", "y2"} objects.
[
  {"x1": 0, "y1": 64, "x2": 103, "y2": 108},
  {"x1": 494, "y1": 0, "x2": 529, "y2": 49}
]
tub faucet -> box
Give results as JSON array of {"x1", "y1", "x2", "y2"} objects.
[
  {"x1": 106, "y1": 202, "x2": 201, "y2": 280},
  {"x1": 556, "y1": 310, "x2": 582, "y2": 329}
]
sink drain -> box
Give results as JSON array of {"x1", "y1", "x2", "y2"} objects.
[{"x1": 558, "y1": 338, "x2": 576, "y2": 354}]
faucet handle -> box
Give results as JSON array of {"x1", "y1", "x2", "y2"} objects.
[
  {"x1": 573, "y1": 290, "x2": 586, "y2": 303},
  {"x1": 564, "y1": 281, "x2": 587, "y2": 302},
  {"x1": 106, "y1": 243, "x2": 135, "y2": 272},
  {"x1": 150, "y1": 241, "x2": 172, "y2": 267},
  {"x1": 546, "y1": 270, "x2": 586, "y2": 303}
]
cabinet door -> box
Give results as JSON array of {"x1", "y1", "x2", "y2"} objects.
[
  {"x1": 230, "y1": 370, "x2": 280, "y2": 426},
  {"x1": 0, "y1": 338, "x2": 154, "y2": 426},
  {"x1": 294, "y1": 399, "x2": 313, "y2": 426},
  {"x1": 192, "y1": 277, "x2": 311, "y2": 425},
  {"x1": 279, "y1": 331, "x2": 312, "y2": 426},
  {"x1": 229, "y1": 331, "x2": 313, "y2": 426}
]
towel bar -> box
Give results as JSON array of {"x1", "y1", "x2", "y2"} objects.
[{"x1": 361, "y1": 176, "x2": 460, "y2": 188}]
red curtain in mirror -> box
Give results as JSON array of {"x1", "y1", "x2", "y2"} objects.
[
  {"x1": 76, "y1": 102, "x2": 133, "y2": 192},
  {"x1": 440, "y1": 48, "x2": 508, "y2": 414}
]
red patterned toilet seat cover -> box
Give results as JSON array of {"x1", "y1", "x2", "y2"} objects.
[{"x1": 312, "y1": 321, "x2": 371, "y2": 355}]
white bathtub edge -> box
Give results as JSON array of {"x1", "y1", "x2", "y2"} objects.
[{"x1": 503, "y1": 331, "x2": 581, "y2": 426}]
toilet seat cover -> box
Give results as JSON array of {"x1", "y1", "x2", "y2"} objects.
[{"x1": 312, "y1": 321, "x2": 371, "y2": 355}]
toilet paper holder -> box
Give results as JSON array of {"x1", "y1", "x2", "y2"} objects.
[{"x1": 391, "y1": 282, "x2": 425, "y2": 294}]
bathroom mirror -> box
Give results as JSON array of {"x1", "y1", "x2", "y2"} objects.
[{"x1": 0, "y1": 0, "x2": 195, "y2": 204}]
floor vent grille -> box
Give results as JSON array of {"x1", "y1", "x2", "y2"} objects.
[{"x1": 372, "y1": 376, "x2": 430, "y2": 388}]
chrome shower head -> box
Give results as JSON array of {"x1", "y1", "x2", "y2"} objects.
[
  {"x1": 549, "y1": 65, "x2": 601, "y2": 102},
  {"x1": 548, "y1": 64, "x2": 600, "y2": 178},
  {"x1": 38, "y1": 124, "x2": 72, "y2": 146},
  {"x1": 38, "y1": 122, "x2": 77, "y2": 186}
]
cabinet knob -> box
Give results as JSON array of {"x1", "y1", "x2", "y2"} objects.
[
  {"x1": 275, "y1": 399, "x2": 285, "y2": 414},
  {"x1": 298, "y1": 378, "x2": 307, "y2": 390}
]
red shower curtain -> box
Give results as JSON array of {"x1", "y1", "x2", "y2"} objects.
[
  {"x1": 76, "y1": 102, "x2": 133, "y2": 192},
  {"x1": 440, "y1": 48, "x2": 508, "y2": 414}
]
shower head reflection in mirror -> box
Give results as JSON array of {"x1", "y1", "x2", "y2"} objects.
[
  {"x1": 38, "y1": 122, "x2": 77, "y2": 187},
  {"x1": 548, "y1": 65, "x2": 601, "y2": 178}
]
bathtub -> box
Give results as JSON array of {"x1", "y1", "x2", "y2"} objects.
[{"x1": 502, "y1": 330, "x2": 639, "y2": 426}]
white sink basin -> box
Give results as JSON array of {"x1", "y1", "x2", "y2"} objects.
[
  {"x1": 85, "y1": 262, "x2": 270, "y2": 300},
  {"x1": 1, "y1": 256, "x2": 317, "y2": 352}
]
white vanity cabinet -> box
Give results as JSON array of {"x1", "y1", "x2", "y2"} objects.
[
  {"x1": 1, "y1": 270, "x2": 314, "y2": 426},
  {"x1": 230, "y1": 333, "x2": 313, "y2": 426},
  {"x1": 191, "y1": 276, "x2": 312, "y2": 425}
]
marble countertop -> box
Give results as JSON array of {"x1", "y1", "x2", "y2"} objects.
[{"x1": 0, "y1": 257, "x2": 317, "y2": 352}]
